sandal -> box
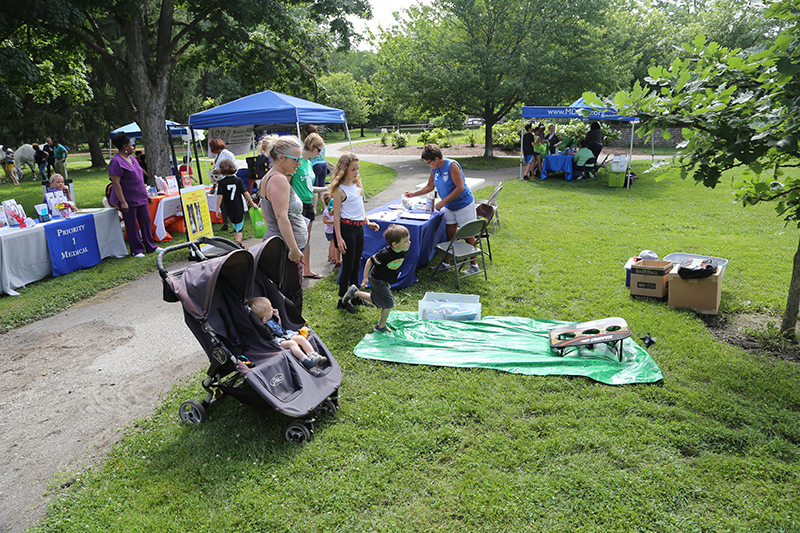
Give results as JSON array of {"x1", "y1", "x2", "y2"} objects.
[{"x1": 303, "y1": 272, "x2": 324, "y2": 279}]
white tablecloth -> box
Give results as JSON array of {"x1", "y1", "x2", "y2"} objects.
[
  {"x1": 415, "y1": 177, "x2": 486, "y2": 192},
  {"x1": 0, "y1": 208, "x2": 128, "y2": 295}
]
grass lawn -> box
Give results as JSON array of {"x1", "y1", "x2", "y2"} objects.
[{"x1": 19, "y1": 161, "x2": 800, "y2": 532}]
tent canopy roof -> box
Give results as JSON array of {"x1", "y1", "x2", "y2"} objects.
[
  {"x1": 109, "y1": 120, "x2": 189, "y2": 141},
  {"x1": 188, "y1": 90, "x2": 347, "y2": 129},
  {"x1": 522, "y1": 97, "x2": 637, "y2": 123}
]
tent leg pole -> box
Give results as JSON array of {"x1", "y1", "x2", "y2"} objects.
[
  {"x1": 346, "y1": 123, "x2": 354, "y2": 153},
  {"x1": 628, "y1": 123, "x2": 635, "y2": 190}
]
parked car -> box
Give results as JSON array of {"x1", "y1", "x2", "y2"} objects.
[{"x1": 466, "y1": 117, "x2": 485, "y2": 127}]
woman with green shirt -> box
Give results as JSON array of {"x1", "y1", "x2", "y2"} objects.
[{"x1": 291, "y1": 133, "x2": 328, "y2": 279}]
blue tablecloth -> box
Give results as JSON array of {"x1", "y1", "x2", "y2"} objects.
[
  {"x1": 360, "y1": 199, "x2": 447, "y2": 289},
  {"x1": 542, "y1": 154, "x2": 574, "y2": 181}
]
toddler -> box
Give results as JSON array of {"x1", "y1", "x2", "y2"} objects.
[
  {"x1": 248, "y1": 297, "x2": 326, "y2": 369},
  {"x1": 321, "y1": 192, "x2": 340, "y2": 267},
  {"x1": 342, "y1": 224, "x2": 411, "y2": 333}
]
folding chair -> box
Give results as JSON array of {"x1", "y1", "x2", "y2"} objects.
[
  {"x1": 478, "y1": 182, "x2": 502, "y2": 231},
  {"x1": 432, "y1": 219, "x2": 489, "y2": 290},
  {"x1": 575, "y1": 157, "x2": 599, "y2": 180},
  {"x1": 475, "y1": 203, "x2": 495, "y2": 260}
]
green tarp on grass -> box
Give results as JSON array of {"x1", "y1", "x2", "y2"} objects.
[{"x1": 354, "y1": 311, "x2": 663, "y2": 385}]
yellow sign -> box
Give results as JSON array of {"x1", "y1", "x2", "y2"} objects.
[{"x1": 180, "y1": 185, "x2": 214, "y2": 242}]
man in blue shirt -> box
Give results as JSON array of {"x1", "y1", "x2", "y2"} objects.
[{"x1": 53, "y1": 139, "x2": 69, "y2": 179}]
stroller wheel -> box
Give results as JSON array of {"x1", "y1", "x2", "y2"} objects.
[
  {"x1": 284, "y1": 421, "x2": 311, "y2": 444},
  {"x1": 179, "y1": 399, "x2": 208, "y2": 425},
  {"x1": 317, "y1": 399, "x2": 338, "y2": 418}
]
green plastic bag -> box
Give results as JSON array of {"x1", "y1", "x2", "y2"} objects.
[{"x1": 249, "y1": 207, "x2": 266, "y2": 239}]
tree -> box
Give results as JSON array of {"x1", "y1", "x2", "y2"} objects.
[
  {"x1": 375, "y1": 0, "x2": 620, "y2": 157},
  {"x1": 318, "y1": 72, "x2": 370, "y2": 134},
  {"x1": 597, "y1": 0, "x2": 800, "y2": 339},
  {"x1": 2, "y1": 0, "x2": 370, "y2": 176}
]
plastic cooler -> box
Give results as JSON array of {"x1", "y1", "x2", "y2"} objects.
[{"x1": 664, "y1": 252, "x2": 728, "y2": 282}]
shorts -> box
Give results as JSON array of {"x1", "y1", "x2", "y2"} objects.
[
  {"x1": 368, "y1": 274, "x2": 394, "y2": 309},
  {"x1": 232, "y1": 220, "x2": 244, "y2": 233},
  {"x1": 313, "y1": 162, "x2": 328, "y2": 188},
  {"x1": 302, "y1": 202, "x2": 315, "y2": 222},
  {"x1": 325, "y1": 232, "x2": 334, "y2": 241},
  {"x1": 523, "y1": 155, "x2": 534, "y2": 163},
  {"x1": 444, "y1": 201, "x2": 477, "y2": 227}
]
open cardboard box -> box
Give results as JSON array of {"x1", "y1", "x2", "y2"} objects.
[{"x1": 668, "y1": 263, "x2": 722, "y2": 314}]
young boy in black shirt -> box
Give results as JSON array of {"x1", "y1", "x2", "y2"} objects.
[
  {"x1": 342, "y1": 224, "x2": 411, "y2": 333},
  {"x1": 215, "y1": 159, "x2": 257, "y2": 245}
]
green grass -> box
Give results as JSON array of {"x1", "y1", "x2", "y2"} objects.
[{"x1": 22, "y1": 161, "x2": 800, "y2": 532}]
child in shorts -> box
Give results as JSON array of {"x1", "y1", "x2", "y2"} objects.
[
  {"x1": 248, "y1": 296, "x2": 327, "y2": 369},
  {"x1": 341, "y1": 224, "x2": 411, "y2": 333},
  {"x1": 216, "y1": 159, "x2": 258, "y2": 245},
  {"x1": 321, "y1": 192, "x2": 340, "y2": 267}
]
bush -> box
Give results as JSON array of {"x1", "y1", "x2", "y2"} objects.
[
  {"x1": 492, "y1": 119, "x2": 523, "y2": 151},
  {"x1": 430, "y1": 111, "x2": 467, "y2": 131},
  {"x1": 392, "y1": 130, "x2": 409, "y2": 148},
  {"x1": 416, "y1": 128, "x2": 452, "y2": 147},
  {"x1": 551, "y1": 120, "x2": 622, "y2": 148},
  {"x1": 466, "y1": 130, "x2": 477, "y2": 147},
  {"x1": 380, "y1": 130, "x2": 391, "y2": 146}
]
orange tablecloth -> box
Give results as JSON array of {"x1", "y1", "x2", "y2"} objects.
[{"x1": 148, "y1": 195, "x2": 186, "y2": 242}]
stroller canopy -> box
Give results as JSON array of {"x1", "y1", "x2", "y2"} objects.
[{"x1": 171, "y1": 249, "x2": 254, "y2": 320}]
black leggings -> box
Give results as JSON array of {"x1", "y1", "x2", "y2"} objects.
[{"x1": 337, "y1": 223, "x2": 364, "y2": 297}]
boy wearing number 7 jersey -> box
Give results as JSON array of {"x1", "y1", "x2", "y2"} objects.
[{"x1": 216, "y1": 159, "x2": 258, "y2": 245}]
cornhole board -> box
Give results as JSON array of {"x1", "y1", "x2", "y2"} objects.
[{"x1": 549, "y1": 317, "x2": 632, "y2": 361}]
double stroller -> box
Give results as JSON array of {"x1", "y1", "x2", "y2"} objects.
[{"x1": 158, "y1": 236, "x2": 341, "y2": 443}]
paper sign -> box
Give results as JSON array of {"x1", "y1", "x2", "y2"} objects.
[
  {"x1": 180, "y1": 185, "x2": 214, "y2": 242},
  {"x1": 208, "y1": 126, "x2": 254, "y2": 156}
]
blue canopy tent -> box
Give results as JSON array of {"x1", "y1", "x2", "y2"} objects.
[
  {"x1": 188, "y1": 90, "x2": 352, "y2": 152},
  {"x1": 521, "y1": 98, "x2": 639, "y2": 182},
  {"x1": 109, "y1": 120, "x2": 189, "y2": 142}
]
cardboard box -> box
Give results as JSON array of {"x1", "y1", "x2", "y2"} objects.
[
  {"x1": 668, "y1": 264, "x2": 722, "y2": 314},
  {"x1": 630, "y1": 260, "x2": 672, "y2": 299},
  {"x1": 418, "y1": 292, "x2": 481, "y2": 321}
]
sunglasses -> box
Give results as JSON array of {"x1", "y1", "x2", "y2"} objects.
[{"x1": 282, "y1": 154, "x2": 303, "y2": 163}]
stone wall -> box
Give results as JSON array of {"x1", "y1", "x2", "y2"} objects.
[{"x1": 608, "y1": 125, "x2": 684, "y2": 148}]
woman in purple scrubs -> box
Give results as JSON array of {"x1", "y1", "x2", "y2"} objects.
[{"x1": 108, "y1": 132, "x2": 158, "y2": 258}]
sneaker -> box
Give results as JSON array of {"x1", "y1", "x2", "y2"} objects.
[
  {"x1": 373, "y1": 324, "x2": 389, "y2": 334},
  {"x1": 219, "y1": 224, "x2": 229, "y2": 231},
  {"x1": 432, "y1": 262, "x2": 452, "y2": 272},
  {"x1": 465, "y1": 263, "x2": 481, "y2": 275},
  {"x1": 133, "y1": 252, "x2": 145, "y2": 258},
  {"x1": 302, "y1": 352, "x2": 327, "y2": 369},
  {"x1": 337, "y1": 300, "x2": 357, "y2": 314},
  {"x1": 342, "y1": 284, "x2": 358, "y2": 306},
  {"x1": 352, "y1": 296, "x2": 373, "y2": 307}
]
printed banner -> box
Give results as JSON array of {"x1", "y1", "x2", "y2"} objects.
[
  {"x1": 208, "y1": 126, "x2": 254, "y2": 156},
  {"x1": 181, "y1": 185, "x2": 214, "y2": 242},
  {"x1": 44, "y1": 214, "x2": 102, "y2": 276}
]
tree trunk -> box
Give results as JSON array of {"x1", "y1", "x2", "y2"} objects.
[
  {"x1": 780, "y1": 234, "x2": 800, "y2": 341},
  {"x1": 124, "y1": 3, "x2": 175, "y2": 178},
  {"x1": 483, "y1": 121, "x2": 494, "y2": 158},
  {"x1": 87, "y1": 135, "x2": 106, "y2": 168}
]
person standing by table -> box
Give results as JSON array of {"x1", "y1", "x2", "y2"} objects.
[
  {"x1": 585, "y1": 121, "x2": 604, "y2": 159},
  {"x1": 546, "y1": 124, "x2": 562, "y2": 155},
  {"x1": 522, "y1": 123, "x2": 535, "y2": 180},
  {"x1": 209, "y1": 137, "x2": 236, "y2": 231},
  {"x1": 108, "y1": 132, "x2": 159, "y2": 258},
  {"x1": 258, "y1": 134, "x2": 307, "y2": 312},
  {"x1": 53, "y1": 139, "x2": 69, "y2": 179},
  {"x1": 404, "y1": 144, "x2": 479, "y2": 273},
  {"x1": 216, "y1": 159, "x2": 258, "y2": 247}
]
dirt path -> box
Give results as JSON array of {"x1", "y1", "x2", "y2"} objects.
[{"x1": 0, "y1": 274, "x2": 204, "y2": 533}]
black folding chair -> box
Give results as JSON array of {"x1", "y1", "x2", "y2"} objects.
[{"x1": 475, "y1": 203, "x2": 495, "y2": 260}]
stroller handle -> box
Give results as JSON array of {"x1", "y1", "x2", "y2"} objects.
[{"x1": 156, "y1": 236, "x2": 243, "y2": 280}]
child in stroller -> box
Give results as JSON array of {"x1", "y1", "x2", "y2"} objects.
[{"x1": 247, "y1": 296, "x2": 327, "y2": 369}]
